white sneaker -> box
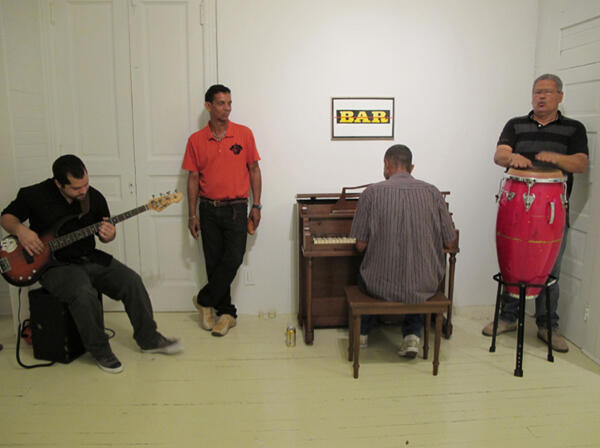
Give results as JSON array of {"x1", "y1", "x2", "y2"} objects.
[
  {"x1": 397, "y1": 334, "x2": 420, "y2": 359},
  {"x1": 359, "y1": 334, "x2": 368, "y2": 348}
]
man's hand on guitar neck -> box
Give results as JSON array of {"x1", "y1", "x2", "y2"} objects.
[{"x1": 97, "y1": 218, "x2": 116, "y2": 243}]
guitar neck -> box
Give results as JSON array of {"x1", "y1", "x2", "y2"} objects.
[{"x1": 49, "y1": 205, "x2": 149, "y2": 251}]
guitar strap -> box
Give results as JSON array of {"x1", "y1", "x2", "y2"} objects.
[{"x1": 78, "y1": 193, "x2": 90, "y2": 218}]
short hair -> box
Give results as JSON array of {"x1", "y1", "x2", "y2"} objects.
[
  {"x1": 533, "y1": 74, "x2": 563, "y2": 93},
  {"x1": 205, "y1": 84, "x2": 231, "y2": 102},
  {"x1": 384, "y1": 144, "x2": 412, "y2": 169},
  {"x1": 52, "y1": 154, "x2": 87, "y2": 186}
]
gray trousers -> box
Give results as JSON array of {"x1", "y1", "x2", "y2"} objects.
[{"x1": 39, "y1": 258, "x2": 159, "y2": 359}]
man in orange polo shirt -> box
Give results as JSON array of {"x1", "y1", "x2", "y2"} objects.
[{"x1": 182, "y1": 84, "x2": 262, "y2": 337}]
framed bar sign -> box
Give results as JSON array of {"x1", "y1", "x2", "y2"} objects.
[{"x1": 331, "y1": 97, "x2": 394, "y2": 140}]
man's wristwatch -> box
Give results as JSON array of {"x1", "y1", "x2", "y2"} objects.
[{"x1": 252, "y1": 203, "x2": 262, "y2": 210}]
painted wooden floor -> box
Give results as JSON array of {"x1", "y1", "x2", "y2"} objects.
[{"x1": 1, "y1": 308, "x2": 599, "y2": 447}]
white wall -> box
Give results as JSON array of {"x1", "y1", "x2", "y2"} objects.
[
  {"x1": 217, "y1": 0, "x2": 539, "y2": 313},
  {"x1": 0, "y1": 0, "x2": 541, "y2": 316}
]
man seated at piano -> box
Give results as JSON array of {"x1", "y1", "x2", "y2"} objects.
[{"x1": 350, "y1": 144, "x2": 457, "y2": 357}]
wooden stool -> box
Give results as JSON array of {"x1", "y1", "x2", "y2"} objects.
[{"x1": 345, "y1": 285, "x2": 451, "y2": 378}]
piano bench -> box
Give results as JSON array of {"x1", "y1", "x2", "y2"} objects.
[{"x1": 345, "y1": 285, "x2": 451, "y2": 378}]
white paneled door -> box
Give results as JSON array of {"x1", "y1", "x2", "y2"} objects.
[
  {"x1": 48, "y1": 0, "x2": 216, "y2": 309},
  {"x1": 536, "y1": 1, "x2": 600, "y2": 360},
  {"x1": 129, "y1": 0, "x2": 214, "y2": 309}
]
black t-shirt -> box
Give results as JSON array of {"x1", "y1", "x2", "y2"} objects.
[{"x1": 1, "y1": 178, "x2": 113, "y2": 265}]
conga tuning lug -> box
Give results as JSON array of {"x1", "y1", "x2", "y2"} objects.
[
  {"x1": 523, "y1": 193, "x2": 535, "y2": 212},
  {"x1": 523, "y1": 182, "x2": 535, "y2": 212}
]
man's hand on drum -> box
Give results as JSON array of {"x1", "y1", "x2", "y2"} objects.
[
  {"x1": 508, "y1": 153, "x2": 532, "y2": 169},
  {"x1": 535, "y1": 151, "x2": 560, "y2": 165}
]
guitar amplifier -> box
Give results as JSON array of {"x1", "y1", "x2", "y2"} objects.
[{"x1": 28, "y1": 288, "x2": 85, "y2": 363}]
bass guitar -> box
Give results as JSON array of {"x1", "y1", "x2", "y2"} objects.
[{"x1": 0, "y1": 191, "x2": 182, "y2": 287}]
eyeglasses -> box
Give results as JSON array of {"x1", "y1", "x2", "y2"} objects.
[{"x1": 533, "y1": 89, "x2": 559, "y2": 96}]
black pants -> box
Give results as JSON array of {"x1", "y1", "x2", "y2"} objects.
[
  {"x1": 39, "y1": 258, "x2": 159, "y2": 359},
  {"x1": 197, "y1": 201, "x2": 247, "y2": 318}
]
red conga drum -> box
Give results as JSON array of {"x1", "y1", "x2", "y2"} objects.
[{"x1": 495, "y1": 168, "x2": 567, "y2": 298}]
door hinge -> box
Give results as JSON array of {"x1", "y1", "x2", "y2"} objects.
[
  {"x1": 199, "y1": 1, "x2": 205, "y2": 25},
  {"x1": 49, "y1": 1, "x2": 56, "y2": 25}
]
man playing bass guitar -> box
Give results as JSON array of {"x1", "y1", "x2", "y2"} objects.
[{"x1": 1, "y1": 155, "x2": 183, "y2": 373}]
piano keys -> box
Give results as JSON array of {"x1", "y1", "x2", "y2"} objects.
[{"x1": 296, "y1": 186, "x2": 459, "y2": 345}]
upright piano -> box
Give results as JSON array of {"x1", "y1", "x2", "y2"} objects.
[{"x1": 297, "y1": 186, "x2": 459, "y2": 345}]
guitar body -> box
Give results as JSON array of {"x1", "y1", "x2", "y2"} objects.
[{"x1": 0, "y1": 233, "x2": 55, "y2": 286}]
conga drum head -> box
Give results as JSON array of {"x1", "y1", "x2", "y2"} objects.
[{"x1": 506, "y1": 167, "x2": 566, "y2": 183}]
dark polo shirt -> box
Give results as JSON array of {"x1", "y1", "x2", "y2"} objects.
[
  {"x1": 1, "y1": 178, "x2": 112, "y2": 265},
  {"x1": 498, "y1": 110, "x2": 588, "y2": 198}
]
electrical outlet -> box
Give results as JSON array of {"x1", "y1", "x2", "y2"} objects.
[
  {"x1": 244, "y1": 268, "x2": 255, "y2": 286},
  {"x1": 584, "y1": 306, "x2": 590, "y2": 322}
]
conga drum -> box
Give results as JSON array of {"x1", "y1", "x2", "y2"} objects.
[{"x1": 495, "y1": 167, "x2": 567, "y2": 298}]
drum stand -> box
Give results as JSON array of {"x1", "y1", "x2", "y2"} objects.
[{"x1": 490, "y1": 273, "x2": 556, "y2": 377}]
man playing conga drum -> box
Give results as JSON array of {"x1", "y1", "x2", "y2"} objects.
[{"x1": 482, "y1": 74, "x2": 588, "y2": 353}]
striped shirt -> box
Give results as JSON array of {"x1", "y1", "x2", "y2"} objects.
[
  {"x1": 350, "y1": 172, "x2": 456, "y2": 304},
  {"x1": 498, "y1": 111, "x2": 588, "y2": 198}
]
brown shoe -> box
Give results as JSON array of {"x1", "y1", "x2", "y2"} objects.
[
  {"x1": 482, "y1": 319, "x2": 517, "y2": 336},
  {"x1": 211, "y1": 314, "x2": 236, "y2": 337},
  {"x1": 192, "y1": 295, "x2": 215, "y2": 331},
  {"x1": 537, "y1": 328, "x2": 569, "y2": 353}
]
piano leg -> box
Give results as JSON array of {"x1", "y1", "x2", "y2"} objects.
[{"x1": 304, "y1": 257, "x2": 314, "y2": 345}]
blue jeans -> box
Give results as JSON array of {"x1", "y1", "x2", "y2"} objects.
[
  {"x1": 499, "y1": 225, "x2": 568, "y2": 329},
  {"x1": 360, "y1": 314, "x2": 424, "y2": 337},
  {"x1": 357, "y1": 274, "x2": 423, "y2": 337}
]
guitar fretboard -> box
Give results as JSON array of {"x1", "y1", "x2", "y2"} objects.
[{"x1": 48, "y1": 205, "x2": 148, "y2": 251}]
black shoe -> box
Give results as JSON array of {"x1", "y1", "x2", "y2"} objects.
[
  {"x1": 141, "y1": 333, "x2": 183, "y2": 354},
  {"x1": 95, "y1": 353, "x2": 123, "y2": 374}
]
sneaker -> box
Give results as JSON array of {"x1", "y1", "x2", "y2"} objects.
[
  {"x1": 537, "y1": 328, "x2": 569, "y2": 353},
  {"x1": 193, "y1": 295, "x2": 215, "y2": 331},
  {"x1": 359, "y1": 334, "x2": 368, "y2": 348},
  {"x1": 482, "y1": 319, "x2": 517, "y2": 336},
  {"x1": 397, "y1": 334, "x2": 420, "y2": 359},
  {"x1": 142, "y1": 334, "x2": 184, "y2": 354},
  {"x1": 95, "y1": 352, "x2": 124, "y2": 374},
  {"x1": 211, "y1": 314, "x2": 236, "y2": 337}
]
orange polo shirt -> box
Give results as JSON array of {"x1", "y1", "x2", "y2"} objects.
[{"x1": 182, "y1": 121, "x2": 260, "y2": 200}]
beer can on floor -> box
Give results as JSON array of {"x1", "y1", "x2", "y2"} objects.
[{"x1": 286, "y1": 325, "x2": 296, "y2": 347}]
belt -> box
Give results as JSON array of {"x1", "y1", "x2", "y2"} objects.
[{"x1": 199, "y1": 197, "x2": 248, "y2": 207}]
